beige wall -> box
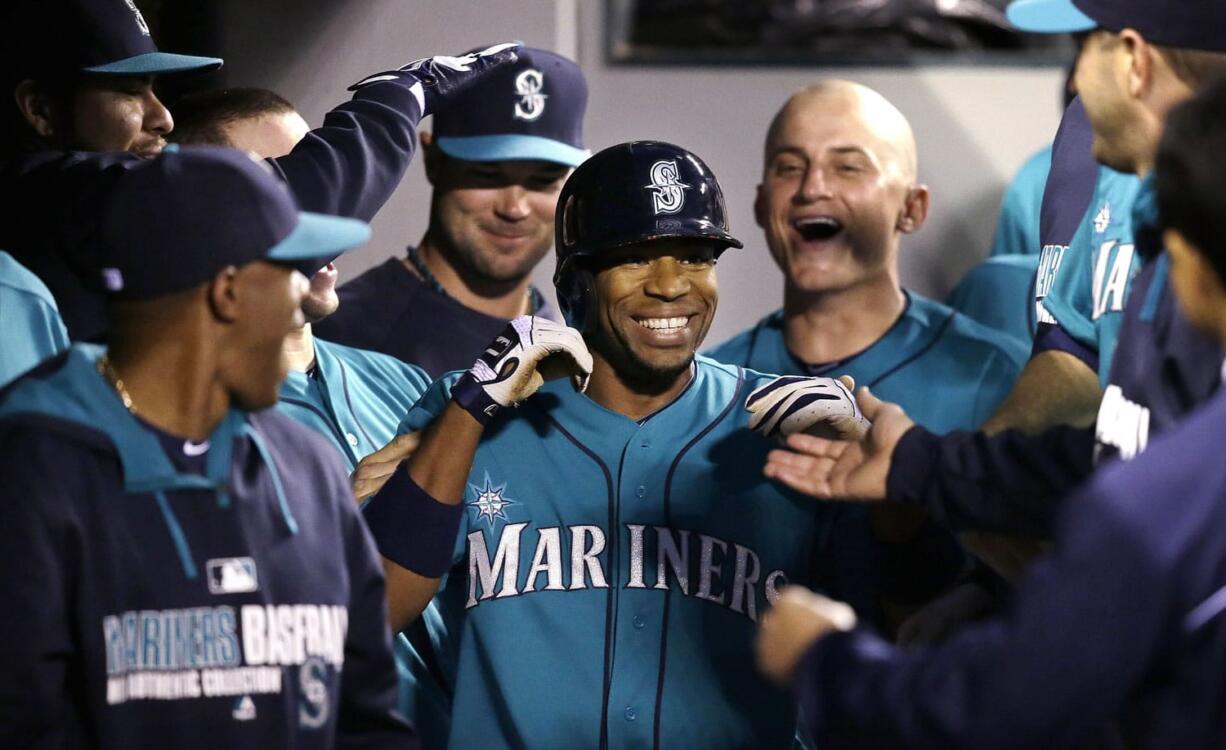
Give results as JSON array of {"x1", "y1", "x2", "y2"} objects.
[{"x1": 217, "y1": 0, "x2": 1064, "y2": 344}]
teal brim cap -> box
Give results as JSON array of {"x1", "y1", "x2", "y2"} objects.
[
  {"x1": 437, "y1": 134, "x2": 589, "y2": 167},
  {"x1": 266, "y1": 211, "x2": 372, "y2": 266},
  {"x1": 1007, "y1": 0, "x2": 1096, "y2": 33},
  {"x1": 84, "y1": 51, "x2": 223, "y2": 76}
]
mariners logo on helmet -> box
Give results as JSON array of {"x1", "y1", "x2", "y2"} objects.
[
  {"x1": 646, "y1": 160, "x2": 690, "y2": 215},
  {"x1": 513, "y1": 69, "x2": 547, "y2": 121}
]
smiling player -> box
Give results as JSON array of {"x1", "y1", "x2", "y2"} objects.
[{"x1": 358, "y1": 141, "x2": 892, "y2": 748}]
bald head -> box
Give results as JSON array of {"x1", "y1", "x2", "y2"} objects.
[{"x1": 765, "y1": 80, "x2": 918, "y2": 182}]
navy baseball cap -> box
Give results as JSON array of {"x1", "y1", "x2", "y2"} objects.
[
  {"x1": 98, "y1": 146, "x2": 370, "y2": 300},
  {"x1": 5, "y1": 0, "x2": 222, "y2": 81},
  {"x1": 1008, "y1": 0, "x2": 1226, "y2": 52},
  {"x1": 434, "y1": 47, "x2": 588, "y2": 167}
]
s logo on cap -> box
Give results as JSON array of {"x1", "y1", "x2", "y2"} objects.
[
  {"x1": 513, "y1": 69, "x2": 547, "y2": 122},
  {"x1": 646, "y1": 160, "x2": 690, "y2": 215},
  {"x1": 124, "y1": 0, "x2": 151, "y2": 36}
]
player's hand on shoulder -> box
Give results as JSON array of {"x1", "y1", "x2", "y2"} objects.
[
  {"x1": 452, "y1": 316, "x2": 593, "y2": 424},
  {"x1": 745, "y1": 373, "x2": 870, "y2": 442},
  {"x1": 763, "y1": 386, "x2": 913, "y2": 502},
  {"x1": 349, "y1": 42, "x2": 520, "y2": 116},
  {"x1": 756, "y1": 586, "x2": 857, "y2": 686},
  {"x1": 351, "y1": 432, "x2": 422, "y2": 502}
]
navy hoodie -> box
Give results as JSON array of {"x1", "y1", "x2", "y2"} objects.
[{"x1": 0, "y1": 345, "x2": 414, "y2": 748}]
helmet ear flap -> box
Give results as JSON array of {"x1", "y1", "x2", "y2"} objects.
[{"x1": 558, "y1": 262, "x2": 595, "y2": 331}]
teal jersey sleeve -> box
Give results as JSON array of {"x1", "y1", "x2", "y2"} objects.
[
  {"x1": 397, "y1": 371, "x2": 461, "y2": 434},
  {"x1": 1039, "y1": 168, "x2": 1144, "y2": 382},
  {"x1": 0, "y1": 252, "x2": 69, "y2": 388},
  {"x1": 945, "y1": 254, "x2": 1040, "y2": 346},
  {"x1": 276, "y1": 338, "x2": 431, "y2": 469},
  {"x1": 988, "y1": 145, "x2": 1052, "y2": 257}
]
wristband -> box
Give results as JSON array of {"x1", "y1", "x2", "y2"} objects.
[{"x1": 362, "y1": 464, "x2": 463, "y2": 578}]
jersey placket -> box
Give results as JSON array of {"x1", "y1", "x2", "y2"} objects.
[{"x1": 604, "y1": 418, "x2": 672, "y2": 748}]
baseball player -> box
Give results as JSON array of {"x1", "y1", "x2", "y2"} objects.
[
  {"x1": 355, "y1": 141, "x2": 951, "y2": 750},
  {"x1": 705, "y1": 81, "x2": 1027, "y2": 638},
  {"x1": 170, "y1": 87, "x2": 432, "y2": 472},
  {"x1": 315, "y1": 47, "x2": 588, "y2": 377},
  {"x1": 0, "y1": 250, "x2": 70, "y2": 386},
  {"x1": 707, "y1": 80, "x2": 1027, "y2": 440},
  {"x1": 0, "y1": 146, "x2": 414, "y2": 747},
  {"x1": 0, "y1": 0, "x2": 519, "y2": 342},
  {"x1": 754, "y1": 75, "x2": 1226, "y2": 748}
]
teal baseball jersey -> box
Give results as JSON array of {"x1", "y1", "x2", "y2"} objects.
[
  {"x1": 393, "y1": 358, "x2": 886, "y2": 749},
  {"x1": 0, "y1": 251, "x2": 69, "y2": 388},
  {"x1": 988, "y1": 145, "x2": 1051, "y2": 258},
  {"x1": 277, "y1": 337, "x2": 430, "y2": 471},
  {"x1": 707, "y1": 292, "x2": 1028, "y2": 433},
  {"x1": 1038, "y1": 167, "x2": 1144, "y2": 384},
  {"x1": 946, "y1": 254, "x2": 1041, "y2": 347}
]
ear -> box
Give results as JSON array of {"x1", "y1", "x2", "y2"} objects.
[
  {"x1": 207, "y1": 266, "x2": 242, "y2": 323},
  {"x1": 13, "y1": 79, "x2": 58, "y2": 139},
  {"x1": 897, "y1": 184, "x2": 930, "y2": 234},
  {"x1": 421, "y1": 130, "x2": 440, "y2": 185},
  {"x1": 1119, "y1": 29, "x2": 1154, "y2": 100},
  {"x1": 754, "y1": 183, "x2": 767, "y2": 229}
]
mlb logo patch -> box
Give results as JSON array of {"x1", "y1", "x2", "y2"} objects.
[{"x1": 207, "y1": 557, "x2": 259, "y2": 594}]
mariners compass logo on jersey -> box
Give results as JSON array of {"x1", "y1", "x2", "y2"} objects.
[
  {"x1": 646, "y1": 159, "x2": 691, "y2": 215},
  {"x1": 513, "y1": 69, "x2": 547, "y2": 121},
  {"x1": 468, "y1": 471, "x2": 519, "y2": 529}
]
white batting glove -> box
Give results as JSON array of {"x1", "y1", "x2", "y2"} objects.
[
  {"x1": 452, "y1": 316, "x2": 593, "y2": 424},
  {"x1": 348, "y1": 42, "x2": 519, "y2": 117},
  {"x1": 745, "y1": 375, "x2": 870, "y2": 441}
]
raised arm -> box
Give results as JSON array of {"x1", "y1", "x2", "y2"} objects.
[
  {"x1": 269, "y1": 43, "x2": 519, "y2": 221},
  {"x1": 361, "y1": 316, "x2": 592, "y2": 631}
]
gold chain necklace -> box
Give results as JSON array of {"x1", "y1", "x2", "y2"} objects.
[{"x1": 97, "y1": 354, "x2": 137, "y2": 415}]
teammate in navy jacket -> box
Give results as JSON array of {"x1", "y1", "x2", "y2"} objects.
[
  {"x1": 0, "y1": 0, "x2": 519, "y2": 342},
  {"x1": 0, "y1": 147, "x2": 415, "y2": 748}
]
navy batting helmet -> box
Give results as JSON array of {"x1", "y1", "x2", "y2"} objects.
[{"x1": 553, "y1": 140, "x2": 743, "y2": 328}]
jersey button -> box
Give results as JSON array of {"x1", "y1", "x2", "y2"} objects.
[
  {"x1": 632, "y1": 615, "x2": 646, "y2": 629},
  {"x1": 640, "y1": 441, "x2": 650, "y2": 449},
  {"x1": 624, "y1": 706, "x2": 638, "y2": 722},
  {"x1": 345, "y1": 432, "x2": 359, "y2": 447},
  {"x1": 635, "y1": 485, "x2": 646, "y2": 498}
]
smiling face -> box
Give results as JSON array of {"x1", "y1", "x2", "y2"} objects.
[
  {"x1": 67, "y1": 76, "x2": 174, "y2": 157},
  {"x1": 585, "y1": 239, "x2": 720, "y2": 385},
  {"x1": 429, "y1": 152, "x2": 570, "y2": 284},
  {"x1": 757, "y1": 82, "x2": 926, "y2": 296}
]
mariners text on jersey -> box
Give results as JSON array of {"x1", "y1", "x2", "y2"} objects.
[{"x1": 465, "y1": 522, "x2": 785, "y2": 621}]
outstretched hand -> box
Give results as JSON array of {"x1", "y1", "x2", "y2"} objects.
[
  {"x1": 763, "y1": 385, "x2": 915, "y2": 501},
  {"x1": 351, "y1": 432, "x2": 421, "y2": 502}
]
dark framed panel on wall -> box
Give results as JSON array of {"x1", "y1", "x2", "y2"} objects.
[{"x1": 606, "y1": 0, "x2": 1076, "y2": 67}]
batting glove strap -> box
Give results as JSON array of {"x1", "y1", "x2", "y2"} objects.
[
  {"x1": 452, "y1": 315, "x2": 593, "y2": 425},
  {"x1": 362, "y1": 464, "x2": 462, "y2": 578},
  {"x1": 348, "y1": 42, "x2": 520, "y2": 117},
  {"x1": 452, "y1": 372, "x2": 503, "y2": 425}
]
